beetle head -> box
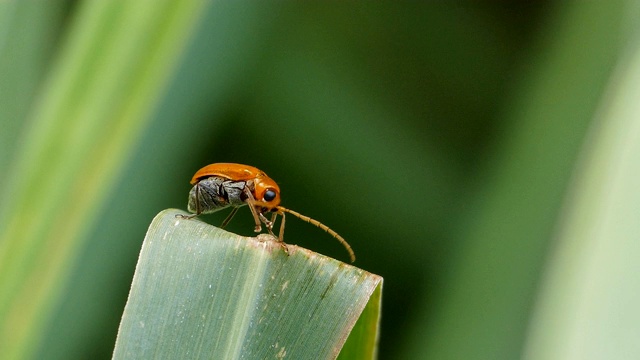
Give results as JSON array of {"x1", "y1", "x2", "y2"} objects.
[{"x1": 253, "y1": 175, "x2": 281, "y2": 210}]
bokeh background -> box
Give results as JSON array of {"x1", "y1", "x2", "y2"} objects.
[{"x1": 2, "y1": 1, "x2": 639, "y2": 359}]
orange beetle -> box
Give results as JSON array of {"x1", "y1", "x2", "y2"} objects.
[{"x1": 183, "y1": 163, "x2": 355, "y2": 262}]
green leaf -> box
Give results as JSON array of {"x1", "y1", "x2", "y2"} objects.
[
  {"x1": 408, "y1": 1, "x2": 632, "y2": 358},
  {"x1": 337, "y1": 283, "x2": 382, "y2": 360},
  {"x1": 522, "y1": 40, "x2": 640, "y2": 360},
  {"x1": 0, "y1": 1, "x2": 208, "y2": 358},
  {"x1": 113, "y1": 209, "x2": 382, "y2": 360}
]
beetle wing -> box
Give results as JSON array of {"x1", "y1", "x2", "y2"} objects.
[{"x1": 191, "y1": 163, "x2": 263, "y2": 184}]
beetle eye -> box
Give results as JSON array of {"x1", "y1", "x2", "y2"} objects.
[{"x1": 263, "y1": 189, "x2": 277, "y2": 202}]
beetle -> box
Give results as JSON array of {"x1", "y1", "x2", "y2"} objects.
[{"x1": 181, "y1": 163, "x2": 355, "y2": 262}]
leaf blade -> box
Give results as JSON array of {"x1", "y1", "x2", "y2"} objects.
[{"x1": 113, "y1": 209, "x2": 382, "y2": 359}]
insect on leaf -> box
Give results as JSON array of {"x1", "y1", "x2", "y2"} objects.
[{"x1": 113, "y1": 209, "x2": 382, "y2": 359}]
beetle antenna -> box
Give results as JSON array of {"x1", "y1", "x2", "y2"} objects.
[{"x1": 277, "y1": 206, "x2": 355, "y2": 263}]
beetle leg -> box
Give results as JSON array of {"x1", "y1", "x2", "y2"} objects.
[
  {"x1": 259, "y1": 213, "x2": 275, "y2": 234},
  {"x1": 248, "y1": 206, "x2": 262, "y2": 233},
  {"x1": 274, "y1": 211, "x2": 289, "y2": 255},
  {"x1": 270, "y1": 212, "x2": 282, "y2": 239},
  {"x1": 220, "y1": 207, "x2": 239, "y2": 228},
  {"x1": 277, "y1": 210, "x2": 285, "y2": 242},
  {"x1": 243, "y1": 187, "x2": 263, "y2": 232}
]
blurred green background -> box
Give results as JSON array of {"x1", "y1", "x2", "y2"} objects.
[{"x1": 2, "y1": 1, "x2": 639, "y2": 359}]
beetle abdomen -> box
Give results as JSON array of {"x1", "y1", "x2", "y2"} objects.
[{"x1": 187, "y1": 176, "x2": 249, "y2": 214}]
